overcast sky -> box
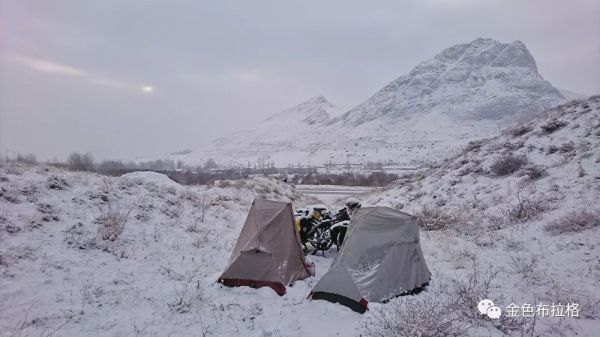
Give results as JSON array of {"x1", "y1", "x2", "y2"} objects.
[{"x1": 1, "y1": 0, "x2": 599, "y2": 161}]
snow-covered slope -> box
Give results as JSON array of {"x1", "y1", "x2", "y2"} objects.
[
  {"x1": 175, "y1": 38, "x2": 568, "y2": 167},
  {"x1": 366, "y1": 95, "x2": 600, "y2": 213},
  {"x1": 209, "y1": 95, "x2": 340, "y2": 151},
  {"x1": 360, "y1": 96, "x2": 600, "y2": 336},
  {"x1": 557, "y1": 88, "x2": 586, "y2": 101},
  {"x1": 262, "y1": 95, "x2": 336, "y2": 126}
]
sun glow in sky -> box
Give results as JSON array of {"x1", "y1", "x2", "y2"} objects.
[{"x1": 141, "y1": 85, "x2": 154, "y2": 93}]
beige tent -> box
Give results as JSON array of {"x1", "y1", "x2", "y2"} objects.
[
  {"x1": 310, "y1": 207, "x2": 431, "y2": 313},
  {"x1": 218, "y1": 198, "x2": 312, "y2": 295}
]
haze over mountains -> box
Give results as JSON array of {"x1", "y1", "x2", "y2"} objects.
[{"x1": 174, "y1": 38, "x2": 568, "y2": 167}]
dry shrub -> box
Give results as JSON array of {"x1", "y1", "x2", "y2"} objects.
[
  {"x1": 486, "y1": 212, "x2": 508, "y2": 231},
  {"x1": 97, "y1": 202, "x2": 132, "y2": 241},
  {"x1": 134, "y1": 197, "x2": 154, "y2": 221},
  {"x1": 464, "y1": 139, "x2": 486, "y2": 153},
  {"x1": 451, "y1": 206, "x2": 487, "y2": 236},
  {"x1": 494, "y1": 315, "x2": 530, "y2": 336},
  {"x1": 489, "y1": 154, "x2": 528, "y2": 176},
  {"x1": 516, "y1": 163, "x2": 547, "y2": 181},
  {"x1": 540, "y1": 119, "x2": 568, "y2": 133},
  {"x1": 505, "y1": 124, "x2": 533, "y2": 137},
  {"x1": 545, "y1": 209, "x2": 600, "y2": 235},
  {"x1": 366, "y1": 297, "x2": 467, "y2": 337},
  {"x1": 501, "y1": 141, "x2": 524, "y2": 150},
  {"x1": 20, "y1": 183, "x2": 39, "y2": 196},
  {"x1": 510, "y1": 255, "x2": 540, "y2": 279},
  {"x1": 162, "y1": 266, "x2": 203, "y2": 314},
  {"x1": 546, "y1": 145, "x2": 559, "y2": 154},
  {"x1": 161, "y1": 203, "x2": 183, "y2": 219},
  {"x1": 1, "y1": 187, "x2": 20, "y2": 203},
  {"x1": 457, "y1": 165, "x2": 473, "y2": 177},
  {"x1": 47, "y1": 175, "x2": 69, "y2": 190},
  {"x1": 415, "y1": 205, "x2": 456, "y2": 231},
  {"x1": 558, "y1": 141, "x2": 575, "y2": 153},
  {"x1": 505, "y1": 192, "x2": 546, "y2": 223},
  {"x1": 179, "y1": 189, "x2": 199, "y2": 203},
  {"x1": 451, "y1": 263, "x2": 500, "y2": 319}
]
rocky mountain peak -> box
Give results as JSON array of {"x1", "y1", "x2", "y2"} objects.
[
  {"x1": 432, "y1": 38, "x2": 538, "y2": 73},
  {"x1": 336, "y1": 38, "x2": 563, "y2": 126},
  {"x1": 261, "y1": 95, "x2": 335, "y2": 125}
]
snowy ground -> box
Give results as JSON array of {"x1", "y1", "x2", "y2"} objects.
[{"x1": 0, "y1": 164, "x2": 363, "y2": 337}]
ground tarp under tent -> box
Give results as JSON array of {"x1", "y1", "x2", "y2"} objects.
[
  {"x1": 310, "y1": 207, "x2": 431, "y2": 313},
  {"x1": 218, "y1": 198, "x2": 312, "y2": 295}
]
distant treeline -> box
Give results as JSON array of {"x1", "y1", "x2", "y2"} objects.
[
  {"x1": 3, "y1": 152, "x2": 399, "y2": 187},
  {"x1": 293, "y1": 172, "x2": 398, "y2": 186}
]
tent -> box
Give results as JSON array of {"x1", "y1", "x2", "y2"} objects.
[
  {"x1": 218, "y1": 198, "x2": 312, "y2": 295},
  {"x1": 310, "y1": 207, "x2": 431, "y2": 313}
]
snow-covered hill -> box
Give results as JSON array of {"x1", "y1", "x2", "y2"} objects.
[
  {"x1": 208, "y1": 95, "x2": 340, "y2": 153},
  {"x1": 173, "y1": 38, "x2": 567, "y2": 167},
  {"x1": 361, "y1": 96, "x2": 600, "y2": 336}
]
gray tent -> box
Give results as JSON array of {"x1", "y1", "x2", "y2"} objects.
[
  {"x1": 218, "y1": 199, "x2": 311, "y2": 295},
  {"x1": 310, "y1": 207, "x2": 431, "y2": 313}
]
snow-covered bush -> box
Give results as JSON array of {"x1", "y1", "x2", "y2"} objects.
[
  {"x1": 505, "y1": 193, "x2": 546, "y2": 223},
  {"x1": 366, "y1": 297, "x2": 466, "y2": 337},
  {"x1": 161, "y1": 202, "x2": 183, "y2": 219},
  {"x1": 463, "y1": 139, "x2": 486, "y2": 153},
  {"x1": 516, "y1": 163, "x2": 547, "y2": 181},
  {"x1": 414, "y1": 205, "x2": 456, "y2": 231},
  {"x1": 558, "y1": 141, "x2": 575, "y2": 153},
  {"x1": 505, "y1": 124, "x2": 533, "y2": 137},
  {"x1": 47, "y1": 175, "x2": 69, "y2": 190},
  {"x1": 162, "y1": 266, "x2": 204, "y2": 314},
  {"x1": 540, "y1": 119, "x2": 568, "y2": 134},
  {"x1": 510, "y1": 255, "x2": 540, "y2": 280},
  {"x1": 545, "y1": 209, "x2": 600, "y2": 235},
  {"x1": 489, "y1": 154, "x2": 528, "y2": 176},
  {"x1": 20, "y1": 183, "x2": 39, "y2": 197},
  {"x1": 1, "y1": 187, "x2": 20, "y2": 204},
  {"x1": 451, "y1": 264, "x2": 499, "y2": 319},
  {"x1": 501, "y1": 140, "x2": 524, "y2": 150},
  {"x1": 96, "y1": 202, "x2": 132, "y2": 241}
]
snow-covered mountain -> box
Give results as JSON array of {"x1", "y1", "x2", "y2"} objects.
[
  {"x1": 336, "y1": 38, "x2": 564, "y2": 125},
  {"x1": 557, "y1": 88, "x2": 586, "y2": 101},
  {"x1": 263, "y1": 95, "x2": 336, "y2": 126},
  {"x1": 175, "y1": 38, "x2": 569, "y2": 167},
  {"x1": 210, "y1": 95, "x2": 340, "y2": 151}
]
